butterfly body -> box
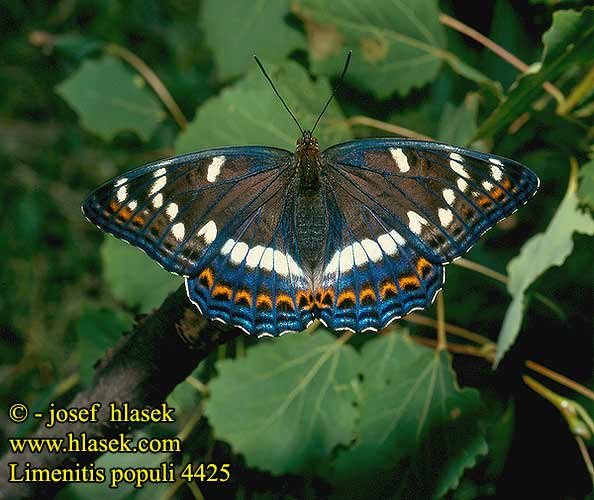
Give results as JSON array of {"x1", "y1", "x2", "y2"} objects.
[{"x1": 84, "y1": 133, "x2": 538, "y2": 337}]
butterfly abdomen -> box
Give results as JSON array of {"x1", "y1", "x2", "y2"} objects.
[{"x1": 294, "y1": 193, "x2": 327, "y2": 271}]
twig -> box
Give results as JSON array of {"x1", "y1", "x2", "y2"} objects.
[
  {"x1": 105, "y1": 43, "x2": 188, "y2": 130},
  {"x1": 525, "y1": 360, "x2": 594, "y2": 402},
  {"x1": 438, "y1": 13, "x2": 564, "y2": 104},
  {"x1": 410, "y1": 335, "x2": 493, "y2": 360},
  {"x1": 576, "y1": 436, "x2": 594, "y2": 486},
  {"x1": 346, "y1": 116, "x2": 435, "y2": 141},
  {"x1": 454, "y1": 257, "x2": 507, "y2": 284},
  {"x1": 405, "y1": 312, "x2": 492, "y2": 346},
  {"x1": 436, "y1": 291, "x2": 446, "y2": 350},
  {"x1": 558, "y1": 63, "x2": 594, "y2": 116}
]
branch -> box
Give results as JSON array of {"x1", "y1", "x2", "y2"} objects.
[{"x1": 0, "y1": 286, "x2": 241, "y2": 499}]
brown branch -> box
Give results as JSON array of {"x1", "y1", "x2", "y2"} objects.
[{"x1": 0, "y1": 286, "x2": 241, "y2": 500}]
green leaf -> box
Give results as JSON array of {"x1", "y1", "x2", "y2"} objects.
[
  {"x1": 76, "y1": 308, "x2": 134, "y2": 386},
  {"x1": 201, "y1": 0, "x2": 305, "y2": 81},
  {"x1": 56, "y1": 55, "x2": 165, "y2": 141},
  {"x1": 437, "y1": 95, "x2": 479, "y2": 146},
  {"x1": 101, "y1": 236, "x2": 181, "y2": 313},
  {"x1": 204, "y1": 330, "x2": 360, "y2": 475},
  {"x1": 176, "y1": 60, "x2": 353, "y2": 153},
  {"x1": 331, "y1": 333, "x2": 487, "y2": 499},
  {"x1": 294, "y1": 0, "x2": 446, "y2": 98},
  {"x1": 496, "y1": 189, "x2": 594, "y2": 364},
  {"x1": 578, "y1": 159, "x2": 594, "y2": 209},
  {"x1": 475, "y1": 7, "x2": 594, "y2": 139}
]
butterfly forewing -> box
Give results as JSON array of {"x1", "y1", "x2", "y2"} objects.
[{"x1": 322, "y1": 139, "x2": 539, "y2": 264}]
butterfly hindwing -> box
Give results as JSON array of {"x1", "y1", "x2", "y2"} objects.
[
  {"x1": 321, "y1": 139, "x2": 539, "y2": 264},
  {"x1": 314, "y1": 183, "x2": 444, "y2": 332},
  {"x1": 185, "y1": 183, "x2": 315, "y2": 336}
]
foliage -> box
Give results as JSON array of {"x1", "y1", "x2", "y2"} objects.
[{"x1": 2, "y1": 0, "x2": 594, "y2": 499}]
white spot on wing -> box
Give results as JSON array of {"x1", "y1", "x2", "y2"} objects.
[
  {"x1": 149, "y1": 176, "x2": 167, "y2": 195},
  {"x1": 116, "y1": 185, "x2": 127, "y2": 202},
  {"x1": 221, "y1": 238, "x2": 235, "y2": 255},
  {"x1": 389, "y1": 229, "x2": 406, "y2": 245},
  {"x1": 115, "y1": 178, "x2": 127, "y2": 187},
  {"x1": 489, "y1": 157, "x2": 503, "y2": 166},
  {"x1": 153, "y1": 192, "x2": 163, "y2": 208},
  {"x1": 482, "y1": 181, "x2": 494, "y2": 190},
  {"x1": 172, "y1": 222, "x2": 185, "y2": 241},
  {"x1": 230, "y1": 241, "x2": 249, "y2": 264},
  {"x1": 166, "y1": 202, "x2": 178, "y2": 220},
  {"x1": 438, "y1": 208, "x2": 453, "y2": 227},
  {"x1": 197, "y1": 220, "x2": 217, "y2": 244},
  {"x1": 443, "y1": 188, "x2": 456, "y2": 205},
  {"x1": 352, "y1": 242, "x2": 368, "y2": 266},
  {"x1": 246, "y1": 245, "x2": 265, "y2": 268},
  {"x1": 457, "y1": 178, "x2": 468, "y2": 192},
  {"x1": 324, "y1": 251, "x2": 340, "y2": 275},
  {"x1": 450, "y1": 156, "x2": 470, "y2": 179},
  {"x1": 360, "y1": 239, "x2": 382, "y2": 262},
  {"x1": 206, "y1": 156, "x2": 226, "y2": 183},
  {"x1": 287, "y1": 254, "x2": 303, "y2": 277},
  {"x1": 274, "y1": 250, "x2": 289, "y2": 276},
  {"x1": 339, "y1": 246, "x2": 354, "y2": 273},
  {"x1": 490, "y1": 165, "x2": 503, "y2": 181},
  {"x1": 154, "y1": 168, "x2": 167, "y2": 177},
  {"x1": 127, "y1": 200, "x2": 137, "y2": 211},
  {"x1": 260, "y1": 247, "x2": 274, "y2": 271},
  {"x1": 407, "y1": 211, "x2": 428, "y2": 234},
  {"x1": 389, "y1": 148, "x2": 410, "y2": 173},
  {"x1": 377, "y1": 233, "x2": 397, "y2": 255}
]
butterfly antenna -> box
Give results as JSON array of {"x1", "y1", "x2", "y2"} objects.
[
  {"x1": 254, "y1": 55, "x2": 304, "y2": 135},
  {"x1": 311, "y1": 50, "x2": 352, "y2": 135}
]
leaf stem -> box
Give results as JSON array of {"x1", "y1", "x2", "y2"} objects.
[
  {"x1": 575, "y1": 436, "x2": 594, "y2": 487},
  {"x1": 438, "y1": 13, "x2": 564, "y2": 104},
  {"x1": 522, "y1": 375, "x2": 592, "y2": 439},
  {"x1": 525, "y1": 360, "x2": 594, "y2": 402},
  {"x1": 436, "y1": 291, "x2": 446, "y2": 351},
  {"x1": 405, "y1": 312, "x2": 492, "y2": 346},
  {"x1": 454, "y1": 257, "x2": 507, "y2": 284},
  {"x1": 105, "y1": 43, "x2": 188, "y2": 130},
  {"x1": 410, "y1": 335, "x2": 494, "y2": 360},
  {"x1": 558, "y1": 63, "x2": 594, "y2": 116}
]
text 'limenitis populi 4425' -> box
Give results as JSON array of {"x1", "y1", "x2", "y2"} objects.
[{"x1": 83, "y1": 52, "x2": 539, "y2": 337}]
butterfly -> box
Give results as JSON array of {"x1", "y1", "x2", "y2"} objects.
[{"x1": 83, "y1": 53, "x2": 539, "y2": 337}]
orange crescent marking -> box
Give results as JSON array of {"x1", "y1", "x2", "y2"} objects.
[
  {"x1": 398, "y1": 275, "x2": 421, "y2": 290},
  {"x1": 360, "y1": 287, "x2": 376, "y2": 303},
  {"x1": 212, "y1": 284, "x2": 232, "y2": 300},
  {"x1": 235, "y1": 290, "x2": 252, "y2": 307},
  {"x1": 380, "y1": 281, "x2": 398, "y2": 299},
  {"x1": 276, "y1": 293, "x2": 295, "y2": 311},
  {"x1": 198, "y1": 268, "x2": 214, "y2": 289},
  {"x1": 256, "y1": 294, "x2": 273, "y2": 310},
  {"x1": 337, "y1": 290, "x2": 356, "y2": 307},
  {"x1": 416, "y1": 257, "x2": 432, "y2": 278}
]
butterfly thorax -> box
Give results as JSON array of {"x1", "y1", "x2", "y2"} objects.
[{"x1": 295, "y1": 131, "x2": 322, "y2": 196}]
